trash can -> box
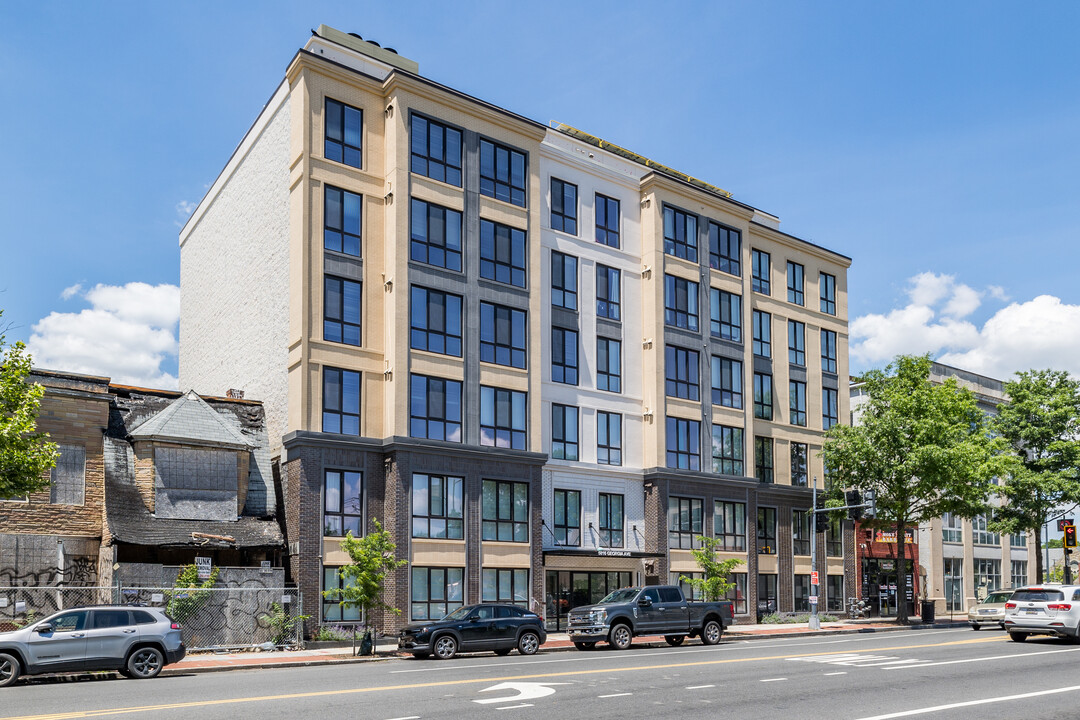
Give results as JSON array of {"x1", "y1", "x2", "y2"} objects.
[{"x1": 920, "y1": 600, "x2": 935, "y2": 624}]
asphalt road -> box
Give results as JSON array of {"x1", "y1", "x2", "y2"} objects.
[{"x1": 3, "y1": 628, "x2": 1080, "y2": 719}]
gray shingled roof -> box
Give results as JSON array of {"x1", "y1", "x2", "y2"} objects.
[{"x1": 129, "y1": 390, "x2": 252, "y2": 450}]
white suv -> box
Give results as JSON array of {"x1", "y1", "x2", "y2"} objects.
[{"x1": 1004, "y1": 584, "x2": 1080, "y2": 642}]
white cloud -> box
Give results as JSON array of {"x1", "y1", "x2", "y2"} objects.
[
  {"x1": 987, "y1": 285, "x2": 1010, "y2": 302},
  {"x1": 942, "y1": 284, "x2": 981, "y2": 318},
  {"x1": 175, "y1": 200, "x2": 197, "y2": 227},
  {"x1": 908, "y1": 272, "x2": 955, "y2": 308},
  {"x1": 60, "y1": 283, "x2": 82, "y2": 300},
  {"x1": 27, "y1": 282, "x2": 180, "y2": 389}
]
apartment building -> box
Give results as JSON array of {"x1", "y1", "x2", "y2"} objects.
[{"x1": 179, "y1": 26, "x2": 853, "y2": 632}]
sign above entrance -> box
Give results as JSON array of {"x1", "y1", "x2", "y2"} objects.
[
  {"x1": 597, "y1": 549, "x2": 632, "y2": 557},
  {"x1": 874, "y1": 528, "x2": 915, "y2": 544}
]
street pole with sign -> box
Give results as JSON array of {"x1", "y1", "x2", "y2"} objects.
[{"x1": 810, "y1": 476, "x2": 820, "y2": 630}]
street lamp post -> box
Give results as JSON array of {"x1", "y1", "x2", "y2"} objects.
[{"x1": 810, "y1": 475, "x2": 821, "y2": 630}]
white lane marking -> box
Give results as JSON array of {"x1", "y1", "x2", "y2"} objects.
[
  {"x1": 496, "y1": 704, "x2": 534, "y2": 710},
  {"x1": 686, "y1": 684, "x2": 715, "y2": 689},
  {"x1": 475, "y1": 681, "x2": 568, "y2": 704},
  {"x1": 599, "y1": 693, "x2": 633, "y2": 698},
  {"x1": 760, "y1": 678, "x2": 787, "y2": 682},
  {"x1": 885, "y1": 645, "x2": 1080, "y2": 670},
  {"x1": 824, "y1": 671, "x2": 847, "y2": 676},
  {"x1": 854, "y1": 685, "x2": 1080, "y2": 719},
  {"x1": 385, "y1": 717, "x2": 421, "y2": 720}
]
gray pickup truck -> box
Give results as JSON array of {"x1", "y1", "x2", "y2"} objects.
[{"x1": 566, "y1": 585, "x2": 734, "y2": 650}]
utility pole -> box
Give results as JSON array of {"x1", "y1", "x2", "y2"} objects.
[{"x1": 810, "y1": 476, "x2": 820, "y2": 630}]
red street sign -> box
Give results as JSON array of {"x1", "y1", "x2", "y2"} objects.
[
  {"x1": 1059, "y1": 518, "x2": 1076, "y2": 531},
  {"x1": 811, "y1": 571, "x2": 819, "y2": 585}
]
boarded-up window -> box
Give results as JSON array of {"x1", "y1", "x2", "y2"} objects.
[{"x1": 51, "y1": 445, "x2": 86, "y2": 505}]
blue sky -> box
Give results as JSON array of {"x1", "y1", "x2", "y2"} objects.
[{"x1": 3, "y1": 1, "x2": 1080, "y2": 387}]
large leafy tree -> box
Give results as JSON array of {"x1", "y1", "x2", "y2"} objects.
[
  {"x1": 0, "y1": 310, "x2": 58, "y2": 498},
  {"x1": 820, "y1": 354, "x2": 1007, "y2": 624},
  {"x1": 989, "y1": 369, "x2": 1080, "y2": 582}
]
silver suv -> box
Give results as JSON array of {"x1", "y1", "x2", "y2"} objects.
[
  {"x1": 1004, "y1": 584, "x2": 1080, "y2": 642},
  {"x1": 0, "y1": 606, "x2": 186, "y2": 687}
]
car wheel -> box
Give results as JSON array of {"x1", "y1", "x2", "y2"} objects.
[
  {"x1": 665, "y1": 635, "x2": 685, "y2": 646},
  {"x1": 573, "y1": 642, "x2": 596, "y2": 650},
  {"x1": 126, "y1": 647, "x2": 164, "y2": 679},
  {"x1": 412, "y1": 652, "x2": 430, "y2": 659},
  {"x1": 494, "y1": 648, "x2": 512, "y2": 656},
  {"x1": 608, "y1": 624, "x2": 632, "y2": 650},
  {"x1": 1010, "y1": 632, "x2": 1028, "y2": 643},
  {"x1": 517, "y1": 631, "x2": 541, "y2": 656},
  {"x1": 970, "y1": 623, "x2": 980, "y2": 631},
  {"x1": 0, "y1": 653, "x2": 20, "y2": 688},
  {"x1": 433, "y1": 634, "x2": 458, "y2": 660},
  {"x1": 701, "y1": 620, "x2": 723, "y2": 646}
]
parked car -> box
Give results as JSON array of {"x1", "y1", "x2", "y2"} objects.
[
  {"x1": 968, "y1": 590, "x2": 1013, "y2": 630},
  {"x1": 0, "y1": 606, "x2": 186, "y2": 687},
  {"x1": 397, "y1": 603, "x2": 546, "y2": 659},
  {"x1": 1004, "y1": 584, "x2": 1080, "y2": 642}
]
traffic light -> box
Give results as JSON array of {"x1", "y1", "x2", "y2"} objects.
[
  {"x1": 815, "y1": 494, "x2": 829, "y2": 532},
  {"x1": 845, "y1": 490, "x2": 863, "y2": 521},
  {"x1": 1065, "y1": 524, "x2": 1077, "y2": 549},
  {"x1": 864, "y1": 488, "x2": 877, "y2": 519}
]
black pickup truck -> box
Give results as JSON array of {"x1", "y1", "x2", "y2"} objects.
[{"x1": 566, "y1": 585, "x2": 734, "y2": 650}]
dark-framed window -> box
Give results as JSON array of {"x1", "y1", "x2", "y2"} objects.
[
  {"x1": 409, "y1": 374, "x2": 462, "y2": 442},
  {"x1": 411, "y1": 566, "x2": 464, "y2": 621},
  {"x1": 711, "y1": 424, "x2": 744, "y2": 475},
  {"x1": 482, "y1": 479, "x2": 529, "y2": 542},
  {"x1": 787, "y1": 261, "x2": 804, "y2": 305},
  {"x1": 752, "y1": 310, "x2": 771, "y2": 357},
  {"x1": 324, "y1": 567, "x2": 361, "y2": 621},
  {"x1": 710, "y1": 288, "x2": 741, "y2": 341},
  {"x1": 597, "y1": 338, "x2": 622, "y2": 393},
  {"x1": 709, "y1": 221, "x2": 741, "y2": 275},
  {"x1": 665, "y1": 274, "x2": 699, "y2": 331},
  {"x1": 757, "y1": 506, "x2": 777, "y2": 554},
  {"x1": 323, "y1": 368, "x2": 360, "y2": 435},
  {"x1": 663, "y1": 206, "x2": 698, "y2": 262},
  {"x1": 597, "y1": 411, "x2": 622, "y2": 466},
  {"x1": 553, "y1": 489, "x2": 581, "y2": 546},
  {"x1": 324, "y1": 185, "x2": 362, "y2": 256},
  {"x1": 410, "y1": 198, "x2": 462, "y2": 271},
  {"x1": 755, "y1": 437, "x2": 774, "y2": 483},
  {"x1": 480, "y1": 219, "x2": 526, "y2": 287},
  {"x1": 596, "y1": 264, "x2": 621, "y2": 320},
  {"x1": 794, "y1": 574, "x2": 811, "y2": 612},
  {"x1": 480, "y1": 138, "x2": 526, "y2": 207},
  {"x1": 827, "y1": 574, "x2": 845, "y2": 612},
  {"x1": 551, "y1": 251, "x2": 578, "y2": 309},
  {"x1": 551, "y1": 404, "x2": 579, "y2": 460},
  {"x1": 788, "y1": 320, "x2": 805, "y2": 366},
  {"x1": 669, "y1": 496, "x2": 703, "y2": 549},
  {"x1": 480, "y1": 386, "x2": 527, "y2": 450},
  {"x1": 758, "y1": 573, "x2": 778, "y2": 610},
  {"x1": 599, "y1": 492, "x2": 624, "y2": 547},
  {"x1": 550, "y1": 178, "x2": 578, "y2": 234},
  {"x1": 711, "y1": 356, "x2": 742, "y2": 408},
  {"x1": 820, "y1": 272, "x2": 837, "y2": 314},
  {"x1": 827, "y1": 517, "x2": 843, "y2": 557},
  {"x1": 411, "y1": 286, "x2": 463, "y2": 357},
  {"x1": 751, "y1": 249, "x2": 770, "y2": 294},
  {"x1": 793, "y1": 510, "x2": 812, "y2": 555},
  {"x1": 666, "y1": 416, "x2": 701, "y2": 470},
  {"x1": 324, "y1": 469, "x2": 362, "y2": 536},
  {"x1": 665, "y1": 345, "x2": 700, "y2": 401},
  {"x1": 823, "y1": 387, "x2": 839, "y2": 430},
  {"x1": 790, "y1": 442, "x2": 808, "y2": 487},
  {"x1": 790, "y1": 380, "x2": 807, "y2": 426},
  {"x1": 325, "y1": 98, "x2": 362, "y2": 168},
  {"x1": 482, "y1": 568, "x2": 529, "y2": 605},
  {"x1": 324, "y1": 276, "x2": 361, "y2": 346},
  {"x1": 412, "y1": 473, "x2": 464, "y2": 539},
  {"x1": 595, "y1": 193, "x2": 620, "y2": 247},
  {"x1": 753, "y1": 373, "x2": 773, "y2": 420},
  {"x1": 551, "y1": 327, "x2": 579, "y2": 385},
  {"x1": 480, "y1": 301, "x2": 526, "y2": 368},
  {"x1": 726, "y1": 573, "x2": 749, "y2": 615},
  {"x1": 714, "y1": 500, "x2": 746, "y2": 551},
  {"x1": 821, "y1": 329, "x2": 838, "y2": 374},
  {"x1": 410, "y1": 114, "x2": 462, "y2": 186}
]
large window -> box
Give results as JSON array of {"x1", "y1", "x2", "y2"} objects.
[
  {"x1": 411, "y1": 286, "x2": 463, "y2": 357},
  {"x1": 755, "y1": 437, "x2": 774, "y2": 483},
  {"x1": 666, "y1": 417, "x2": 700, "y2": 470},
  {"x1": 551, "y1": 327, "x2": 579, "y2": 385},
  {"x1": 409, "y1": 375, "x2": 462, "y2": 442},
  {"x1": 50, "y1": 445, "x2": 85, "y2": 505},
  {"x1": 751, "y1": 249, "x2": 770, "y2": 294},
  {"x1": 827, "y1": 575, "x2": 845, "y2": 612},
  {"x1": 752, "y1": 310, "x2": 771, "y2": 357},
  {"x1": 669, "y1": 496, "x2": 703, "y2": 549},
  {"x1": 788, "y1": 321, "x2": 805, "y2": 366},
  {"x1": 554, "y1": 489, "x2": 582, "y2": 546},
  {"x1": 793, "y1": 510, "x2": 811, "y2": 555},
  {"x1": 711, "y1": 356, "x2": 743, "y2": 408},
  {"x1": 826, "y1": 517, "x2": 843, "y2": 557},
  {"x1": 599, "y1": 493, "x2": 624, "y2": 547},
  {"x1": 597, "y1": 338, "x2": 622, "y2": 393},
  {"x1": 1011, "y1": 532, "x2": 1028, "y2": 548},
  {"x1": 410, "y1": 199, "x2": 462, "y2": 271},
  {"x1": 482, "y1": 568, "x2": 529, "y2": 606},
  {"x1": 663, "y1": 206, "x2": 698, "y2": 262},
  {"x1": 757, "y1": 506, "x2": 777, "y2": 554},
  {"x1": 597, "y1": 411, "x2": 622, "y2": 466},
  {"x1": 551, "y1": 404, "x2": 579, "y2": 460},
  {"x1": 726, "y1": 573, "x2": 749, "y2": 615},
  {"x1": 944, "y1": 557, "x2": 963, "y2": 612},
  {"x1": 709, "y1": 221, "x2": 741, "y2": 275},
  {"x1": 325, "y1": 276, "x2": 361, "y2": 346},
  {"x1": 790, "y1": 380, "x2": 807, "y2": 426},
  {"x1": 753, "y1": 373, "x2": 773, "y2": 420},
  {"x1": 323, "y1": 567, "x2": 361, "y2": 622},
  {"x1": 942, "y1": 512, "x2": 963, "y2": 543},
  {"x1": 714, "y1": 500, "x2": 746, "y2": 551},
  {"x1": 550, "y1": 178, "x2": 578, "y2": 234},
  {"x1": 480, "y1": 302, "x2": 526, "y2": 368},
  {"x1": 1011, "y1": 560, "x2": 1028, "y2": 588},
  {"x1": 551, "y1": 251, "x2": 578, "y2": 310},
  {"x1": 821, "y1": 329, "x2": 838, "y2": 374},
  {"x1": 412, "y1": 473, "x2": 464, "y2": 539},
  {"x1": 596, "y1": 264, "x2": 621, "y2": 320},
  {"x1": 323, "y1": 368, "x2": 360, "y2": 435},
  {"x1": 665, "y1": 275, "x2": 699, "y2": 331},
  {"x1": 787, "y1": 261, "x2": 804, "y2": 305},
  {"x1": 794, "y1": 574, "x2": 811, "y2": 612},
  {"x1": 410, "y1": 114, "x2": 462, "y2": 186},
  {"x1": 411, "y1": 566, "x2": 464, "y2": 620},
  {"x1": 480, "y1": 219, "x2": 526, "y2": 287},
  {"x1": 974, "y1": 558, "x2": 1002, "y2": 593},
  {"x1": 972, "y1": 513, "x2": 1000, "y2": 545},
  {"x1": 480, "y1": 138, "x2": 526, "y2": 207},
  {"x1": 790, "y1": 442, "x2": 808, "y2": 487},
  {"x1": 823, "y1": 387, "x2": 839, "y2": 430},
  {"x1": 324, "y1": 185, "x2": 362, "y2": 256},
  {"x1": 595, "y1": 193, "x2": 620, "y2": 247},
  {"x1": 480, "y1": 386, "x2": 527, "y2": 450},
  {"x1": 711, "y1": 424, "x2": 744, "y2": 475},
  {"x1": 665, "y1": 345, "x2": 700, "y2": 400},
  {"x1": 710, "y1": 288, "x2": 741, "y2": 341},
  {"x1": 325, "y1": 98, "x2": 361, "y2": 168},
  {"x1": 324, "y1": 469, "x2": 362, "y2": 537},
  {"x1": 482, "y1": 479, "x2": 529, "y2": 542},
  {"x1": 820, "y1": 272, "x2": 837, "y2": 314}
]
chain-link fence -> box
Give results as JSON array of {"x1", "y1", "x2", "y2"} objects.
[{"x1": 0, "y1": 586, "x2": 304, "y2": 652}]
